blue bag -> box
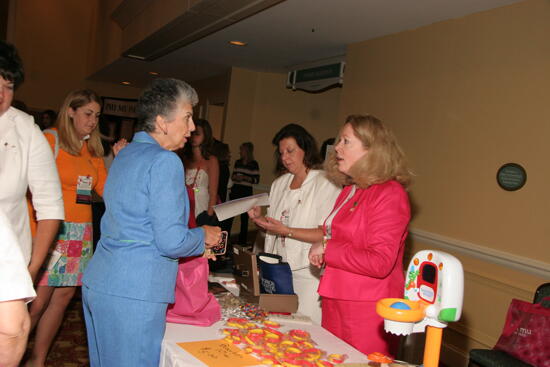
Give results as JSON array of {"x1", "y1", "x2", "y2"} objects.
[{"x1": 257, "y1": 253, "x2": 294, "y2": 295}]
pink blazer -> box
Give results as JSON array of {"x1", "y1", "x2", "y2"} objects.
[{"x1": 318, "y1": 180, "x2": 410, "y2": 302}]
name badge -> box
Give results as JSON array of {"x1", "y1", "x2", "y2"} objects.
[{"x1": 76, "y1": 175, "x2": 93, "y2": 204}]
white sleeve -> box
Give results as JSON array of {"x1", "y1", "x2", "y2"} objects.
[
  {"x1": 266, "y1": 177, "x2": 282, "y2": 218},
  {"x1": 27, "y1": 124, "x2": 64, "y2": 221},
  {"x1": 0, "y1": 210, "x2": 36, "y2": 302},
  {"x1": 315, "y1": 177, "x2": 342, "y2": 225}
]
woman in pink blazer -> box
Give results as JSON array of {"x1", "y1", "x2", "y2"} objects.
[{"x1": 309, "y1": 114, "x2": 411, "y2": 357}]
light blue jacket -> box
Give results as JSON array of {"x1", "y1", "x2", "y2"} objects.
[{"x1": 83, "y1": 131, "x2": 204, "y2": 303}]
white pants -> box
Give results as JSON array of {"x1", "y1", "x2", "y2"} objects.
[{"x1": 292, "y1": 266, "x2": 322, "y2": 324}]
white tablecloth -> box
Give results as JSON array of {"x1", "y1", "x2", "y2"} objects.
[{"x1": 160, "y1": 319, "x2": 368, "y2": 367}]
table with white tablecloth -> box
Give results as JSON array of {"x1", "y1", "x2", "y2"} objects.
[{"x1": 160, "y1": 319, "x2": 368, "y2": 367}]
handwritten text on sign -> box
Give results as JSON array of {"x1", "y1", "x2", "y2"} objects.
[{"x1": 177, "y1": 339, "x2": 259, "y2": 367}]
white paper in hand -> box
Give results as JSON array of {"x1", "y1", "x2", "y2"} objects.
[{"x1": 213, "y1": 193, "x2": 269, "y2": 221}]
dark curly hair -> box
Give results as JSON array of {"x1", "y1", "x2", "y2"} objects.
[
  {"x1": 0, "y1": 41, "x2": 25, "y2": 89},
  {"x1": 272, "y1": 124, "x2": 321, "y2": 175}
]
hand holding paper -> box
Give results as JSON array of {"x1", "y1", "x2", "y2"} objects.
[
  {"x1": 256, "y1": 216, "x2": 287, "y2": 236},
  {"x1": 212, "y1": 193, "x2": 269, "y2": 221}
]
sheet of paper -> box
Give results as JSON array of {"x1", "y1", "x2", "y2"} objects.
[
  {"x1": 177, "y1": 339, "x2": 260, "y2": 367},
  {"x1": 213, "y1": 193, "x2": 269, "y2": 221}
]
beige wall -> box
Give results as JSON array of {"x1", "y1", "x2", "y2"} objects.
[
  {"x1": 89, "y1": 0, "x2": 125, "y2": 76},
  {"x1": 9, "y1": 0, "x2": 141, "y2": 112},
  {"x1": 191, "y1": 73, "x2": 230, "y2": 140},
  {"x1": 225, "y1": 67, "x2": 342, "y2": 187},
  {"x1": 224, "y1": 68, "x2": 259, "y2": 168},
  {"x1": 339, "y1": 0, "x2": 549, "y2": 365}
]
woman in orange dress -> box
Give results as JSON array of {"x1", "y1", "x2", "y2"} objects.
[{"x1": 26, "y1": 90, "x2": 125, "y2": 367}]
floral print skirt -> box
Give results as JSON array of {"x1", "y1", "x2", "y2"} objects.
[{"x1": 38, "y1": 221, "x2": 93, "y2": 287}]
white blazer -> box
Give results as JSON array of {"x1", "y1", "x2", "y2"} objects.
[
  {"x1": 0, "y1": 208, "x2": 35, "y2": 302},
  {"x1": 264, "y1": 170, "x2": 341, "y2": 270},
  {"x1": 0, "y1": 107, "x2": 64, "y2": 264}
]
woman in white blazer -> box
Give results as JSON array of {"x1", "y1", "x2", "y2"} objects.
[
  {"x1": 248, "y1": 124, "x2": 341, "y2": 323},
  {"x1": 0, "y1": 41, "x2": 64, "y2": 282},
  {"x1": 0, "y1": 208, "x2": 36, "y2": 367}
]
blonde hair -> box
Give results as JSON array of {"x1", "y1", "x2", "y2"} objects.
[
  {"x1": 55, "y1": 89, "x2": 104, "y2": 157},
  {"x1": 325, "y1": 114, "x2": 411, "y2": 188}
]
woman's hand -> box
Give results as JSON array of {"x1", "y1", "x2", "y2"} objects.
[
  {"x1": 202, "y1": 225, "x2": 222, "y2": 248},
  {"x1": 309, "y1": 242, "x2": 325, "y2": 268},
  {"x1": 203, "y1": 249, "x2": 217, "y2": 261},
  {"x1": 112, "y1": 139, "x2": 128, "y2": 156},
  {"x1": 262, "y1": 217, "x2": 288, "y2": 237},
  {"x1": 248, "y1": 206, "x2": 261, "y2": 220}
]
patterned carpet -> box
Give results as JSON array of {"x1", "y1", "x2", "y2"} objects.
[{"x1": 25, "y1": 291, "x2": 90, "y2": 367}]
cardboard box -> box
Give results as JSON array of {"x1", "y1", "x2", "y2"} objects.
[{"x1": 232, "y1": 245, "x2": 298, "y2": 313}]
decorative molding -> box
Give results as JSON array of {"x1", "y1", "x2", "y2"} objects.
[
  {"x1": 464, "y1": 271, "x2": 531, "y2": 299},
  {"x1": 409, "y1": 228, "x2": 550, "y2": 279},
  {"x1": 444, "y1": 271, "x2": 531, "y2": 347},
  {"x1": 450, "y1": 317, "x2": 495, "y2": 348}
]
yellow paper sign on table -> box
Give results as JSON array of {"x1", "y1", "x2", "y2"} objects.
[{"x1": 177, "y1": 339, "x2": 260, "y2": 367}]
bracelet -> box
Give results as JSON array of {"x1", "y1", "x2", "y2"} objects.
[
  {"x1": 287, "y1": 229, "x2": 293, "y2": 238},
  {"x1": 322, "y1": 236, "x2": 328, "y2": 251}
]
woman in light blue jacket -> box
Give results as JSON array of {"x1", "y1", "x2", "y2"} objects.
[{"x1": 82, "y1": 78, "x2": 221, "y2": 367}]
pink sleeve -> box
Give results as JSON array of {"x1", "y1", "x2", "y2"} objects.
[{"x1": 324, "y1": 184, "x2": 410, "y2": 278}]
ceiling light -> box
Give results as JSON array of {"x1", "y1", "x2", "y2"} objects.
[
  {"x1": 126, "y1": 54, "x2": 145, "y2": 60},
  {"x1": 229, "y1": 40, "x2": 247, "y2": 47},
  {"x1": 149, "y1": 71, "x2": 160, "y2": 76},
  {"x1": 121, "y1": 81, "x2": 131, "y2": 85}
]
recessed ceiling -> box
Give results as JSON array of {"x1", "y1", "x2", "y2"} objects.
[{"x1": 89, "y1": 0, "x2": 524, "y2": 87}]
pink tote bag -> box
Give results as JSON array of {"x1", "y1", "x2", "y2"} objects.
[
  {"x1": 166, "y1": 256, "x2": 221, "y2": 326},
  {"x1": 494, "y1": 297, "x2": 550, "y2": 367},
  {"x1": 165, "y1": 185, "x2": 221, "y2": 326}
]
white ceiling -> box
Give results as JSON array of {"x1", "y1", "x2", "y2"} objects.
[{"x1": 89, "y1": 0, "x2": 524, "y2": 87}]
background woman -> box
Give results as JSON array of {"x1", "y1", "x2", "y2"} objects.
[
  {"x1": 309, "y1": 114, "x2": 411, "y2": 356},
  {"x1": 181, "y1": 118, "x2": 219, "y2": 226},
  {"x1": 27, "y1": 89, "x2": 123, "y2": 367},
  {"x1": 229, "y1": 142, "x2": 260, "y2": 244},
  {"x1": 0, "y1": 41, "x2": 64, "y2": 283},
  {"x1": 82, "y1": 78, "x2": 220, "y2": 366},
  {"x1": 249, "y1": 124, "x2": 340, "y2": 323},
  {"x1": 39, "y1": 109, "x2": 57, "y2": 130}
]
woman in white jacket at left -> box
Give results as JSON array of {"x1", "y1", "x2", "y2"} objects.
[{"x1": 0, "y1": 41, "x2": 64, "y2": 282}]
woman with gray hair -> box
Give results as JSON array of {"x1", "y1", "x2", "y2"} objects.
[{"x1": 82, "y1": 78, "x2": 221, "y2": 366}]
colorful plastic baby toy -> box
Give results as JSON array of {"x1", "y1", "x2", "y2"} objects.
[{"x1": 376, "y1": 250, "x2": 464, "y2": 367}]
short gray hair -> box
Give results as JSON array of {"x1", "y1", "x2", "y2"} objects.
[{"x1": 136, "y1": 78, "x2": 198, "y2": 132}]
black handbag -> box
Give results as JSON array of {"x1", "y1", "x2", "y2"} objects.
[{"x1": 196, "y1": 211, "x2": 220, "y2": 227}]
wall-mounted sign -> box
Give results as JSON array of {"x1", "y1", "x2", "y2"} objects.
[
  {"x1": 497, "y1": 163, "x2": 526, "y2": 191},
  {"x1": 102, "y1": 97, "x2": 137, "y2": 118},
  {"x1": 287, "y1": 62, "x2": 345, "y2": 92}
]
